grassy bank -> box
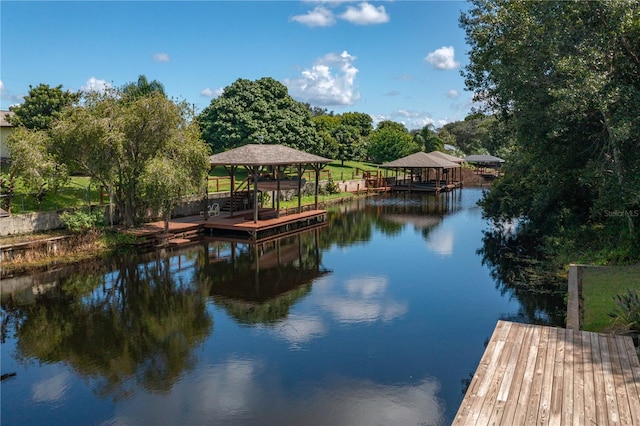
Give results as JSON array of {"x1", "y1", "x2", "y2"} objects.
[{"x1": 582, "y1": 264, "x2": 640, "y2": 332}]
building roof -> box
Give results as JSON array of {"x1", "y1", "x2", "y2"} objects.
[
  {"x1": 380, "y1": 151, "x2": 460, "y2": 169},
  {"x1": 209, "y1": 144, "x2": 332, "y2": 167},
  {"x1": 464, "y1": 154, "x2": 505, "y2": 164},
  {"x1": 1, "y1": 110, "x2": 14, "y2": 127},
  {"x1": 428, "y1": 150, "x2": 466, "y2": 164}
]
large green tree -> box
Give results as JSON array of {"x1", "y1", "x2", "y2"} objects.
[
  {"x1": 461, "y1": 0, "x2": 640, "y2": 261},
  {"x1": 367, "y1": 121, "x2": 420, "y2": 164},
  {"x1": 51, "y1": 89, "x2": 210, "y2": 227},
  {"x1": 198, "y1": 77, "x2": 322, "y2": 154},
  {"x1": 8, "y1": 83, "x2": 80, "y2": 130},
  {"x1": 1, "y1": 127, "x2": 68, "y2": 212},
  {"x1": 412, "y1": 124, "x2": 444, "y2": 153}
]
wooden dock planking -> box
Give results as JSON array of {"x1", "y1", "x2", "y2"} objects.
[{"x1": 453, "y1": 320, "x2": 640, "y2": 425}]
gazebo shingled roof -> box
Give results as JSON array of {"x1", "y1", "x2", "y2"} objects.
[
  {"x1": 209, "y1": 144, "x2": 332, "y2": 167},
  {"x1": 380, "y1": 151, "x2": 460, "y2": 169},
  {"x1": 428, "y1": 150, "x2": 465, "y2": 164}
]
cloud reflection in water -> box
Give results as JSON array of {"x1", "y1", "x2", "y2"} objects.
[
  {"x1": 318, "y1": 276, "x2": 408, "y2": 324},
  {"x1": 111, "y1": 357, "x2": 445, "y2": 425}
]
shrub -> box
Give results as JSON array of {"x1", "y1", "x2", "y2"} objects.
[
  {"x1": 60, "y1": 207, "x2": 104, "y2": 234},
  {"x1": 608, "y1": 289, "x2": 640, "y2": 332},
  {"x1": 324, "y1": 177, "x2": 341, "y2": 195}
]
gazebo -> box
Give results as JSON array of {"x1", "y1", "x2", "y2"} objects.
[
  {"x1": 428, "y1": 150, "x2": 466, "y2": 164},
  {"x1": 380, "y1": 151, "x2": 462, "y2": 192},
  {"x1": 208, "y1": 144, "x2": 332, "y2": 223}
]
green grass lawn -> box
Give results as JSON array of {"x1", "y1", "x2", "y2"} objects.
[
  {"x1": 4, "y1": 161, "x2": 382, "y2": 214},
  {"x1": 582, "y1": 263, "x2": 640, "y2": 332}
]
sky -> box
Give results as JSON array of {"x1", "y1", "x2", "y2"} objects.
[{"x1": 1, "y1": 1, "x2": 475, "y2": 130}]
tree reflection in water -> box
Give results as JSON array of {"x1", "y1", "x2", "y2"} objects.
[
  {"x1": 2, "y1": 253, "x2": 213, "y2": 401},
  {"x1": 478, "y1": 226, "x2": 567, "y2": 326}
]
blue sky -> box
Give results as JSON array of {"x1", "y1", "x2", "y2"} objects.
[{"x1": 1, "y1": 1, "x2": 474, "y2": 130}]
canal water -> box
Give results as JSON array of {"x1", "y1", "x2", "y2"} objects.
[{"x1": 0, "y1": 188, "x2": 565, "y2": 425}]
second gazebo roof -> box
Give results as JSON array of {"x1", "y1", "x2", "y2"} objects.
[
  {"x1": 209, "y1": 144, "x2": 332, "y2": 167},
  {"x1": 380, "y1": 151, "x2": 460, "y2": 169}
]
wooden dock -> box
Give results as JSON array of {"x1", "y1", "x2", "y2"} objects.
[
  {"x1": 453, "y1": 320, "x2": 640, "y2": 425},
  {"x1": 199, "y1": 209, "x2": 327, "y2": 241},
  {"x1": 122, "y1": 209, "x2": 327, "y2": 247}
]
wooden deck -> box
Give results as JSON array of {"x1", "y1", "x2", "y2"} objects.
[
  {"x1": 453, "y1": 320, "x2": 640, "y2": 425},
  {"x1": 121, "y1": 209, "x2": 327, "y2": 247},
  {"x1": 199, "y1": 209, "x2": 327, "y2": 241}
]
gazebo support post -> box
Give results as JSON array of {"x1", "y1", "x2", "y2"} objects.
[
  {"x1": 313, "y1": 162, "x2": 325, "y2": 210},
  {"x1": 296, "y1": 165, "x2": 304, "y2": 213},
  {"x1": 276, "y1": 166, "x2": 281, "y2": 218},
  {"x1": 249, "y1": 165, "x2": 262, "y2": 223}
]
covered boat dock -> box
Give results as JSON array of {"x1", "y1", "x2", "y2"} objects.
[
  {"x1": 380, "y1": 151, "x2": 463, "y2": 193},
  {"x1": 205, "y1": 144, "x2": 332, "y2": 240}
]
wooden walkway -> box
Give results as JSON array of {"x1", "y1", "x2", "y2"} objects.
[{"x1": 453, "y1": 320, "x2": 640, "y2": 425}]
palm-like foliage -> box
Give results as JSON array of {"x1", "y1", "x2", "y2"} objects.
[{"x1": 122, "y1": 75, "x2": 166, "y2": 99}]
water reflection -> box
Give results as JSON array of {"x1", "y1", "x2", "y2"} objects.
[
  {"x1": 2, "y1": 253, "x2": 213, "y2": 401},
  {"x1": 112, "y1": 355, "x2": 444, "y2": 426},
  {"x1": 316, "y1": 275, "x2": 408, "y2": 324},
  {"x1": 198, "y1": 229, "x2": 330, "y2": 324},
  {"x1": 478, "y1": 226, "x2": 567, "y2": 326},
  {"x1": 1, "y1": 189, "x2": 569, "y2": 425}
]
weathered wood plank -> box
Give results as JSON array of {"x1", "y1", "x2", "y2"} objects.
[
  {"x1": 453, "y1": 320, "x2": 510, "y2": 425},
  {"x1": 500, "y1": 323, "x2": 538, "y2": 426},
  {"x1": 609, "y1": 335, "x2": 632, "y2": 425},
  {"x1": 485, "y1": 322, "x2": 531, "y2": 425},
  {"x1": 549, "y1": 327, "x2": 565, "y2": 425},
  {"x1": 523, "y1": 325, "x2": 549, "y2": 424},
  {"x1": 599, "y1": 334, "x2": 620, "y2": 424},
  {"x1": 582, "y1": 331, "x2": 597, "y2": 425},
  {"x1": 561, "y1": 328, "x2": 575, "y2": 426},
  {"x1": 475, "y1": 327, "x2": 519, "y2": 425},
  {"x1": 537, "y1": 326, "x2": 558, "y2": 424},
  {"x1": 465, "y1": 320, "x2": 513, "y2": 425},
  {"x1": 453, "y1": 321, "x2": 640, "y2": 426},
  {"x1": 619, "y1": 336, "x2": 640, "y2": 425},
  {"x1": 591, "y1": 332, "x2": 609, "y2": 425}
]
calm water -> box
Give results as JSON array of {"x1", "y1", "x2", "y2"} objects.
[{"x1": 1, "y1": 189, "x2": 564, "y2": 425}]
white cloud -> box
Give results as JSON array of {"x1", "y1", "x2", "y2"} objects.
[
  {"x1": 153, "y1": 52, "x2": 170, "y2": 62},
  {"x1": 112, "y1": 361, "x2": 445, "y2": 426},
  {"x1": 290, "y1": 6, "x2": 336, "y2": 27},
  {"x1": 446, "y1": 89, "x2": 459, "y2": 99},
  {"x1": 0, "y1": 80, "x2": 23, "y2": 105},
  {"x1": 81, "y1": 77, "x2": 111, "y2": 93},
  {"x1": 32, "y1": 371, "x2": 71, "y2": 403},
  {"x1": 285, "y1": 50, "x2": 360, "y2": 107},
  {"x1": 339, "y1": 2, "x2": 389, "y2": 25},
  {"x1": 425, "y1": 228, "x2": 455, "y2": 257},
  {"x1": 317, "y1": 276, "x2": 407, "y2": 324},
  {"x1": 388, "y1": 109, "x2": 435, "y2": 130},
  {"x1": 201, "y1": 87, "x2": 223, "y2": 98},
  {"x1": 270, "y1": 315, "x2": 327, "y2": 347},
  {"x1": 424, "y1": 46, "x2": 459, "y2": 70}
]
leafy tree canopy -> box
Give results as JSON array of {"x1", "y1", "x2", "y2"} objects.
[
  {"x1": 461, "y1": 0, "x2": 640, "y2": 262},
  {"x1": 51, "y1": 88, "x2": 210, "y2": 227},
  {"x1": 412, "y1": 124, "x2": 444, "y2": 153},
  {"x1": 8, "y1": 84, "x2": 80, "y2": 130},
  {"x1": 121, "y1": 75, "x2": 166, "y2": 100},
  {"x1": 198, "y1": 77, "x2": 322, "y2": 154},
  {"x1": 368, "y1": 121, "x2": 420, "y2": 163}
]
